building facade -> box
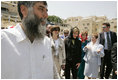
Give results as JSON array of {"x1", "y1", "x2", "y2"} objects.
[
  {"x1": 1, "y1": 1, "x2": 117, "y2": 36},
  {"x1": 62, "y1": 16, "x2": 117, "y2": 36},
  {"x1": 1, "y1": 1, "x2": 21, "y2": 28}
]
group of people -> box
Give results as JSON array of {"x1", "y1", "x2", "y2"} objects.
[{"x1": 1, "y1": 1, "x2": 117, "y2": 79}]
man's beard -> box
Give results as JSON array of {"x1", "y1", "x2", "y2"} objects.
[{"x1": 23, "y1": 10, "x2": 46, "y2": 39}]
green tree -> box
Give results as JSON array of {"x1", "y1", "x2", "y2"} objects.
[{"x1": 47, "y1": 15, "x2": 63, "y2": 24}]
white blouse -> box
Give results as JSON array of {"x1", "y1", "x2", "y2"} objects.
[{"x1": 54, "y1": 39, "x2": 60, "y2": 55}]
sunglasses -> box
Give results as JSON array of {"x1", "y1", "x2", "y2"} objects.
[
  {"x1": 53, "y1": 28, "x2": 60, "y2": 31},
  {"x1": 102, "y1": 26, "x2": 107, "y2": 28}
]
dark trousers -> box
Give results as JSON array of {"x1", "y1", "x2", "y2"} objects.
[
  {"x1": 65, "y1": 60, "x2": 77, "y2": 79},
  {"x1": 100, "y1": 50, "x2": 112, "y2": 79},
  {"x1": 112, "y1": 69, "x2": 117, "y2": 79}
]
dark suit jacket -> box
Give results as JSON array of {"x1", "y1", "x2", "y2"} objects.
[
  {"x1": 65, "y1": 38, "x2": 82, "y2": 64},
  {"x1": 99, "y1": 31, "x2": 117, "y2": 48},
  {"x1": 111, "y1": 42, "x2": 117, "y2": 71}
]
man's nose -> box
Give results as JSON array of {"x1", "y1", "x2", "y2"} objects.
[{"x1": 43, "y1": 11, "x2": 48, "y2": 19}]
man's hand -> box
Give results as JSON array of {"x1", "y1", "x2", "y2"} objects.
[
  {"x1": 115, "y1": 71, "x2": 117, "y2": 75},
  {"x1": 76, "y1": 63, "x2": 80, "y2": 69}
]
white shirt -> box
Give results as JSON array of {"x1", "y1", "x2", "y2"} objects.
[
  {"x1": 104, "y1": 31, "x2": 111, "y2": 50},
  {"x1": 54, "y1": 39, "x2": 60, "y2": 56},
  {"x1": 1, "y1": 24, "x2": 53, "y2": 79}
]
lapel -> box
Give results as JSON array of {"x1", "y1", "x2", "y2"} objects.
[
  {"x1": 100, "y1": 32, "x2": 105, "y2": 45},
  {"x1": 58, "y1": 38, "x2": 62, "y2": 47},
  {"x1": 109, "y1": 31, "x2": 113, "y2": 45},
  {"x1": 102, "y1": 32, "x2": 105, "y2": 40},
  {"x1": 109, "y1": 31, "x2": 112, "y2": 39}
]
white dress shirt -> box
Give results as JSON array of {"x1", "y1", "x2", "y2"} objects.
[
  {"x1": 104, "y1": 31, "x2": 111, "y2": 50},
  {"x1": 1, "y1": 24, "x2": 54, "y2": 79}
]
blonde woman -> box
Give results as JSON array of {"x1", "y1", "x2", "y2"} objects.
[{"x1": 65, "y1": 27, "x2": 82, "y2": 79}]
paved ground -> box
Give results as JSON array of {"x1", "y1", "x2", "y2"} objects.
[{"x1": 60, "y1": 68, "x2": 113, "y2": 79}]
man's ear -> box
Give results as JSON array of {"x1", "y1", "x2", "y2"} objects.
[{"x1": 20, "y1": 5, "x2": 28, "y2": 18}]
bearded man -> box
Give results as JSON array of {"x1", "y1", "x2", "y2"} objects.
[{"x1": 1, "y1": 1, "x2": 53, "y2": 79}]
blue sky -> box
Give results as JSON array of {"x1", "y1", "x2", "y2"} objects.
[{"x1": 47, "y1": 1, "x2": 117, "y2": 19}]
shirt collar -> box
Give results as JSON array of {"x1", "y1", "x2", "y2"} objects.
[
  {"x1": 104, "y1": 31, "x2": 110, "y2": 34},
  {"x1": 15, "y1": 23, "x2": 27, "y2": 43}
]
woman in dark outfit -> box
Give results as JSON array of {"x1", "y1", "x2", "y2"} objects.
[{"x1": 65, "y1": 27, "x2": 82, "y2": 79}]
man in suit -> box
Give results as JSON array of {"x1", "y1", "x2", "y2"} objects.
[{"x1": 99, "y1": 23, "x2": 117, "y2": 79}]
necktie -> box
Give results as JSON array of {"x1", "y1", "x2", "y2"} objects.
[
  {"x1": 107, "y1": 32, "x2": 111, "y2": 50},
  {"x1": 72, "y1": 40, "x2": 75, "y2": 45}
]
